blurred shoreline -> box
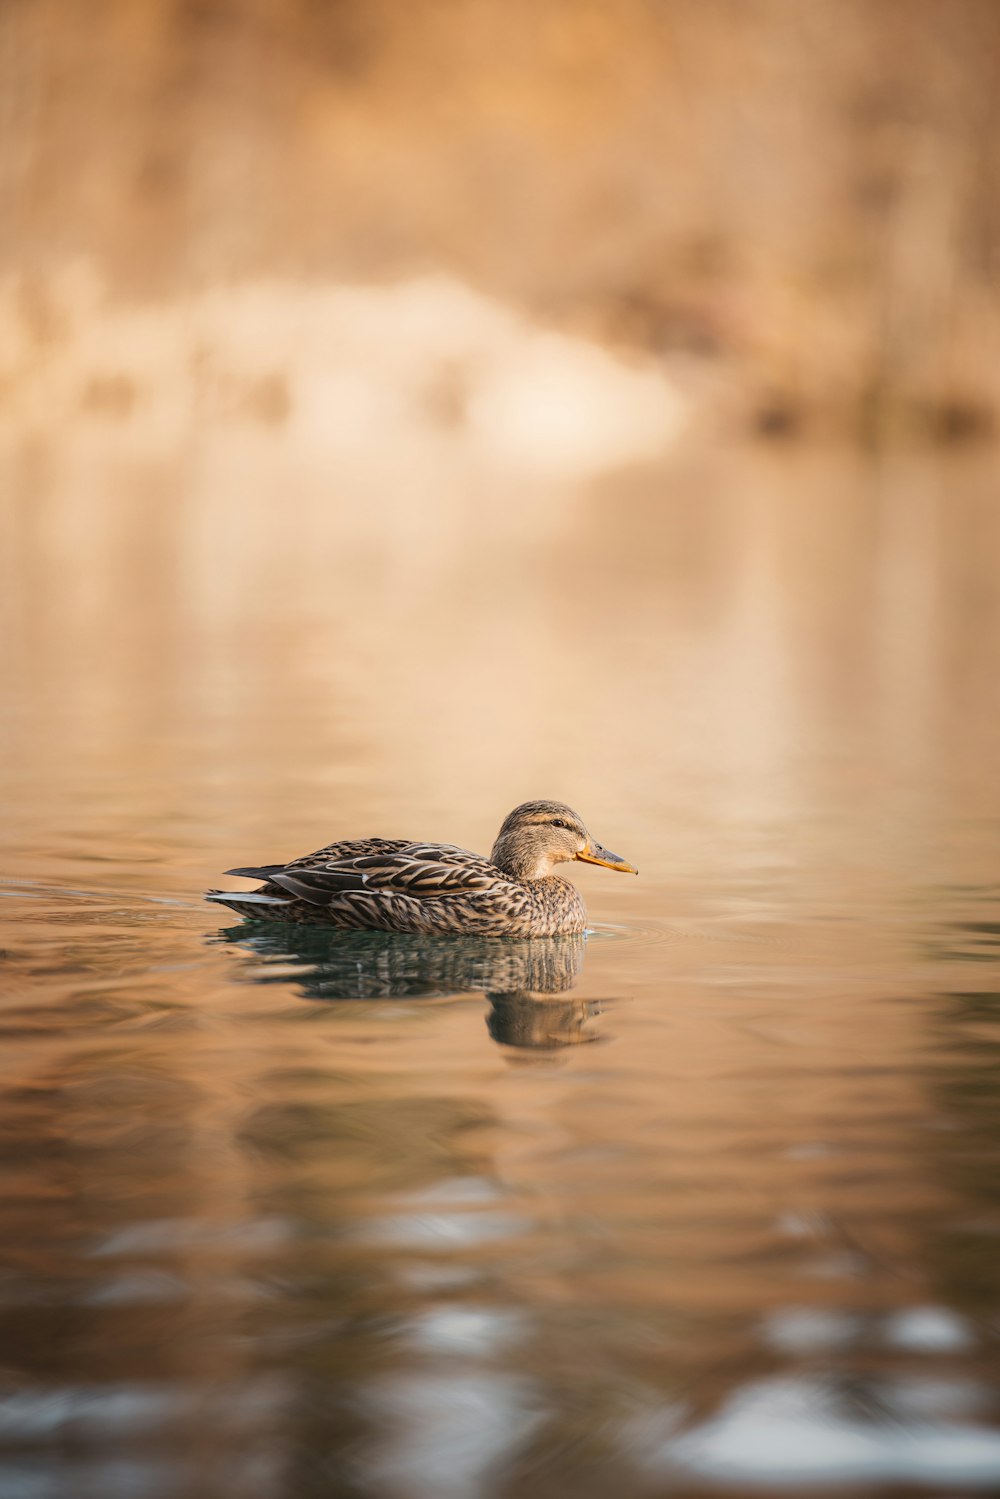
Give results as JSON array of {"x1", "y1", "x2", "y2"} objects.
[{"x1": 0, "y1": 266, "x2": 685, "y2": 473}]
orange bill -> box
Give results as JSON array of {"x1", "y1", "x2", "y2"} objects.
[{"x1": 575, "y1": 840, "x2": 638, "y2": 875}]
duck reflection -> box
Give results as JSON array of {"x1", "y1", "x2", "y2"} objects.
[
  {"x1": 485, "y1": 988, "x2": 602, "y2": 1048},
  {"x1": 215, "y1": 923, "x2": 600, "y2": 1048}
]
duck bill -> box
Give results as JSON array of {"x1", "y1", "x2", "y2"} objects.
[{"x1": 575, "y1": 840, "x2": 638, "y2": 875}]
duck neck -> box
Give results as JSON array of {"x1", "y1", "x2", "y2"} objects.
[{"x1": 491, "y1": 834, "x2": 557, "y2": 883}]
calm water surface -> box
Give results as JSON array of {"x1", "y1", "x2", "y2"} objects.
[{"x1": 2, "y1": 440, "x2": 1000, "y2": 1497}]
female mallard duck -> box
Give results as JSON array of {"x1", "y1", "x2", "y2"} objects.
[{"x1": 205, "y1": 800, "x2": 636, "y2": 937}]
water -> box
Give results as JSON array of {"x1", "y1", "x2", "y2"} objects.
[{"x1": 2, "y1": 435, "x2": 1000, "y2": 1498}]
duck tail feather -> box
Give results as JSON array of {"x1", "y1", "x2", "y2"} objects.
[{"x1": 271, "y1": 869, "x2": 368, "y2": 904}]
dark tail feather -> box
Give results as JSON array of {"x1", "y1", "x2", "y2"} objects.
[
  {"x1": 224, "y1": 864, "x2": 287, "y2": 880},
  {"x1": 271, "y1": 868, "x2": 369, "y2": 904}
]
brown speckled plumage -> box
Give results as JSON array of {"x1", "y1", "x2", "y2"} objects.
[{"x1": 205, "y1": 799, "x2": 636, "y2": 937}]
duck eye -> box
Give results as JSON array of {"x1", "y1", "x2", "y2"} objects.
[{"x1": 552, "y1": 819, "x2": 572, "y2": 832}]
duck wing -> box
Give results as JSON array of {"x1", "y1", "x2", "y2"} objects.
[
  {"x1": 286, "y1": 837, "x2": 414, "y2": 866},
  {"x1": 223, "y1": 838, "x2": 414, "y2": 888},
  {"x1": 265, "y1": 842, "x2": 506, "y2": 908}
]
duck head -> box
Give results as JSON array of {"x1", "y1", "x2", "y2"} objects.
[{"x1": 490, "y1": 800, "x2": 637, "y2": 882}]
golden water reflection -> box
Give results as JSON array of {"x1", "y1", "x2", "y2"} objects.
[{"x1": 1, "y1": 429, "x2": 1000, "y2": 1497}]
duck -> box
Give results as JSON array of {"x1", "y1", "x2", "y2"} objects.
[{"x1": 205, "y1": 799, "x2": 637, "y2": 937}]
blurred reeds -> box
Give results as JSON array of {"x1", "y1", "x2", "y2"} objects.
[{"x1": 1, "y1": 0, "x2": 998, "y2": 441}]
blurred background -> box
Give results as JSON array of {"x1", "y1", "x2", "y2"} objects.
[
  {"x1": 2, "y1": 0, "x2": 999, "y2": 838},
  {"x1": 3, "y1": 0, "x2": 1000, "y2": 437},
  {"x1": 2, "y1": 4, "x2": 1000, "y2": 1498}
]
